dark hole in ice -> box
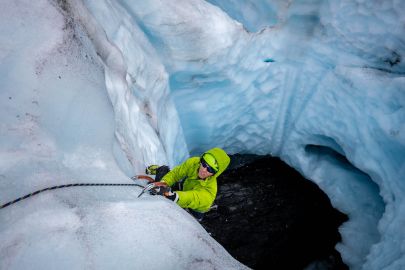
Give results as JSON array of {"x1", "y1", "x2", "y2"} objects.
[{"x1": 201, "y1": 154, "x2": 348, "y2": 270}]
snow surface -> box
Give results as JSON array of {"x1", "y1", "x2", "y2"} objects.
[{"x1": 0, "y1": 0, "x2": 404, "y2": 269}]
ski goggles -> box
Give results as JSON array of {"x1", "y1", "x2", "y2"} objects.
[{"x1": 200, "y1": 158, "x2": 217, "y2": 174}]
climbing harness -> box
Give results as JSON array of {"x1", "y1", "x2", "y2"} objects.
[{"x1": 0, "y1": 175, "x2": 156, "y2": 210}]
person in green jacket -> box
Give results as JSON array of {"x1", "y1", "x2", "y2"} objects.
[{"x1": 149, "y1": 147, "x2": 230, "y2": 221}]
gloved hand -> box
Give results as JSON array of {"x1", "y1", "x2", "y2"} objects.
[
  {"x1": 149, "y1": 183, "x2": 170, "y2": 196},
  {"x1": 138, "y1": 182, "x2": 167, "y2": 198},
  {"x1": 164, "y1": 190, "x2": 179, "y2": 203},
  {"x1": 149, "y1": 182, "x2": 178, "y2": 203}
]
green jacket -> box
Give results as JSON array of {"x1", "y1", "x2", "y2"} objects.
[{"x1": 161, "y1": 148, "x2": 230, "y2": 213}]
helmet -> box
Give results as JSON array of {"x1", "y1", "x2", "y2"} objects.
[{"x1": 202, "y1": 153, "x2": 219, "y2": 172}]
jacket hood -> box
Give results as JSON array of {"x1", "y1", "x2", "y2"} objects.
[{"x1": 204, "y1": 148, "x2": 230, "y2": 176}]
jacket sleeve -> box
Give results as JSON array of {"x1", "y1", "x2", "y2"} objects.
[
  {"x1": 160, "y1": 158, "x2": 193, "y2": 187},
  {"x1": 175, "y1": 187, "x2": 215, "y2": 212}
]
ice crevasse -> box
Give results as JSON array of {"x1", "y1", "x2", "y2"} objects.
[{"x1": 0, "y1": 0, "x2": 404, "y2": 269}]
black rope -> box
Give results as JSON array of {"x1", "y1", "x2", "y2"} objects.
[{"x1": 0, "y1": 183, "x2": 145, "y2": 210}]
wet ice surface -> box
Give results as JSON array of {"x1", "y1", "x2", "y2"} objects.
[{"x1": 201, "y1": 155, "x2": 348, "y2": 270}]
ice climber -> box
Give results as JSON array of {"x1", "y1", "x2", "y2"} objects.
[{"x1": 146, "y1": 147, "x2": 230, "y2": 221}]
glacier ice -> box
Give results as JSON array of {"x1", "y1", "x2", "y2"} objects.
[
  {"x1": 0, "y1": 0, "x2": 404, "y2": 269},
  {"x1": 0, "y1": 0, "x2": 244, "y2": 269}
]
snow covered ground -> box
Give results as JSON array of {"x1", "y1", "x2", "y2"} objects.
[{"x1": 0, "y1": 0, "x2": 404, "y2": 269}]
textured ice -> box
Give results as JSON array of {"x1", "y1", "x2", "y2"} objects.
[
  {"x1": 1, "y1": 188, "x2": 244, "y2": 269},
  {"x1": 0, "y1": 0, "x2": 245, "y2": 269},
  {"x1": 0, "y1": 0, "x2": 404, "y2": 269}
]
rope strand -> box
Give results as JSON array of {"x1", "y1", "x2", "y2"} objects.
[{"x1": 0, "y1": 182, "x2": 145, "y2": 210}]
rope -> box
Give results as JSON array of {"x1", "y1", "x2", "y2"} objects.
[{"x1": 0, "y1": 182, "x2": 146, "y2": 210}]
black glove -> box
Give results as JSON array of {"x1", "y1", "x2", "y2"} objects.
[
  {"x1": 165, "y1": 191, "x2": 179, "y2": 203},
  {"x1": 149, "y1": 184, "x2": 179, "y2": 203},
  {"x1": 149, "y1": 185, "x2": 171, "y2": 196}
]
